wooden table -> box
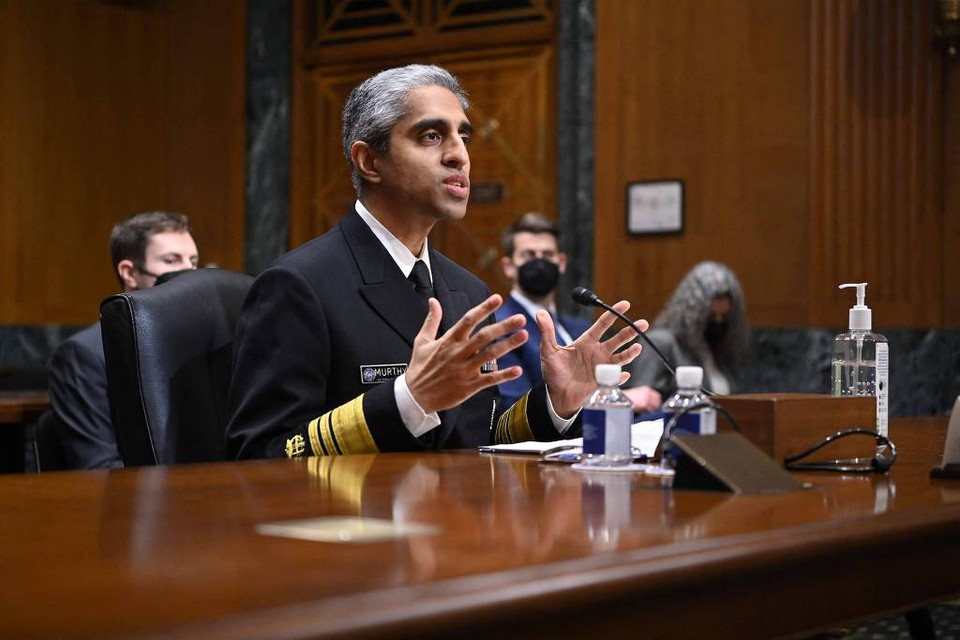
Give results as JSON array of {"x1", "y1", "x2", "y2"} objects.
[
  {"x1": 0, "y1": 390, "x2": 49, "y2": 473},
  {"x1": 0, "y1": 390, "x2": 49, "y2": 424},
  {"x1": 1, "y1": 417, "x2": 958, "y2": 639}
]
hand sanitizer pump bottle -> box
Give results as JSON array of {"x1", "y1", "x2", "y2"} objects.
[{"x1": 831, "y1": 283, "x2": 889, "y2": 451}]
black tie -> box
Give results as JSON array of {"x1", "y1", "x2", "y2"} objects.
[{"x1": 409, "y1": 260, "x2": 434, "y2": 300}]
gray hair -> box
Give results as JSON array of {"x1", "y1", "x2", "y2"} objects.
[
  {"x1": 655, "y1": 261, "x2": 749, "y2": 369},
  {"x1": 341, "y1": 64, "x2": 469, "y2": 195}
]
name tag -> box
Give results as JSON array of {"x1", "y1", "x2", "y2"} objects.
[{"x1": 360, "y1": 363, "x2": 408, "y2": 385}]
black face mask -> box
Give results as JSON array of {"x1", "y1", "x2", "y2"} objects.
[
  {"x1": 517, "y1": 258, "x2": 560, "y2": 297},
  {"x1": 704, "y1": 320, "x2": 728, "y2": 346}
]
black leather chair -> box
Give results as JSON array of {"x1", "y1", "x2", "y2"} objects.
[
  {"x1": 100, "y1": 268, "x2": 254, "y2": 466},
  {"x1": 32, "y1": 410, "x2": 68, "y2": 472}
]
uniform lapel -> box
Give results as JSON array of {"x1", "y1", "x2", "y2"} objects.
[
  {"x1": 430, "y1": 251, "x2": 470, "y2": 336},
  {"x1": 341, "y1": 211, "x2": 425, "y2": 347}
]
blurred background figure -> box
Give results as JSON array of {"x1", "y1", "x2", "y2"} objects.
[
  {"x1": 495, "y1": 212, "x2": 660, "y2": 413},
  {"x1": 48, "y1": 211, "x2": 199, "y2": 469},
  {"x1": 494, "y1": 213, "x2": 590, "y2": 410},
  {"x1": 624, "y1": 261, "x2": 748, "y2": 399}
]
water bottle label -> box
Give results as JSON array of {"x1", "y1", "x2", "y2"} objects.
[
  {"x1": 582, "y1": 408, "x2": 606, "y2": 454},
  {"x1": 667, "y1": 410, "x2": 717, "y2": 436},
  {"x1": 671, "y1": 413, "x2": 701, "y2": 436}
]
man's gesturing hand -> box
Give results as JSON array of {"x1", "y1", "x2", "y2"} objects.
[
  {"x1": 538, "y1": 300, "x2": 648, "y2": 418},
  {"x1": 405, "y1": 294, "x2": 527, "y2": 415}
]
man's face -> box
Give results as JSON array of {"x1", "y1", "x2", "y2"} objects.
[
  {"x1": 373, "y1": 85, "x2": 472, "y2": 223},
  {"x1": 501, "y1": 231, "x2": 566, "y2": 291},
  {"x1": 128, "y1": 230, "x2": 199, "y2": 291}
]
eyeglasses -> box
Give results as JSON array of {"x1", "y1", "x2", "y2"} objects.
[{"x1": 783, "y1": 428, "x2": 897, "y2": 474}]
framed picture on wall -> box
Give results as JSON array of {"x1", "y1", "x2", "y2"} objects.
[{"x1": 626, "y1": 179, "x2": 684, "y2": 235}]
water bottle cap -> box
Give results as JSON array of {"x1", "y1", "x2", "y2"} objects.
[
  {"x1": 594, "y1": 364, "x2": 621, "y2": 386},
  {"x1": 675, "y1": 366, "x2": 703, "y2": 388}
]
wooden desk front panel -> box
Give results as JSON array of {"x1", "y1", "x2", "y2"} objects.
[{"x1": 1, "y1": 419, "x2": 959, "y2": 639}]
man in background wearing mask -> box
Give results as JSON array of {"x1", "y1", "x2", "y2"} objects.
[
  {"x1": 495, "y1": 213, "x2": 662, "y2": 413},
  {"x1": 48, "y1": 211, "x2": 199, "y2": 469}
]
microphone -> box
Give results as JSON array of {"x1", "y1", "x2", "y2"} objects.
[{"x1": 570, "y1": 286, "x2": 715, "y2": 396}]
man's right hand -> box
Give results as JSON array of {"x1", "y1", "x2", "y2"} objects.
[{"x1": 405, "y1": 294, "x2": 528, "y2": 415}]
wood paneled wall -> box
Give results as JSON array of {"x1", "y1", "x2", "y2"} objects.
[
  {"x1": 945, "y1": 40, "x2": 960, "y2": 326},
  {"x1": 810, "y1": 0, "x2": 942, "y2": 327},
  {"x1": 595, "y1": 0, "x2": 949, "y2": 328},
  {"x1": 0, "y1": 0, "x2": 246, "y2": 325}
]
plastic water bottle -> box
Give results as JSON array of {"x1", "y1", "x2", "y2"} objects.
[
  {"x1": 581, "y1": 364, "x2": 633, "y2": 466},
  {"x1": 660, "y1": 366, "x2": 716, "y2": 470}
]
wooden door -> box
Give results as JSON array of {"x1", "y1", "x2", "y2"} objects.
[{"x1": 291, "y1": 1, "x2": 557, "y2": 295}]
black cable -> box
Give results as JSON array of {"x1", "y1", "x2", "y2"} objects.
[
  {"x1": 662, "y1": 399, "x2": 740, "y2": 437},
  {"x1": 571, "y1": 287, "x2": 715, "y2": 396},
  {"x1": 783, "y1": 428, "x2": 897, "y2": 473}
]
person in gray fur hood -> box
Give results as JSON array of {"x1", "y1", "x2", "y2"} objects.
[{"x1": 624, "y1": 261, "x2": 749, "y2": 399}]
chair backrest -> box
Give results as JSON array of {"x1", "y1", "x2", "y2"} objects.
[{"x1": 100, "y1": 268, "x2": 254, "y2": 466}]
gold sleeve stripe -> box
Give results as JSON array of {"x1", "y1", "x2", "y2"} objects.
[
  {"x1": 322, "y1": 409, "x2": 343, "y2": 454},
  {"x1": 334, "y1": 395, "x2": 378, "y2": 453},
  {"x1": 308, "y1": 416, "x2": 325, "y2": 456},
  {"x1": 308, "y1": 395, "x2": 379, "y2": 457},
  {"x1": 495, "y1": 392, "x2": 534, "y2": 444}
]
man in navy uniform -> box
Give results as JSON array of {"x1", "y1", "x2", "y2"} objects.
[{"x1": 226, "y1": 65, "x2": 646, "y2": 459}]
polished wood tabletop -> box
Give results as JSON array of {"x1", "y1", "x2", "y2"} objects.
[
  {"x1": 2, "y1": 417, "x2": 959, "y2": 639},
  {"x1": 0, "y1": 390, "x2": 49, "y2": 424}
]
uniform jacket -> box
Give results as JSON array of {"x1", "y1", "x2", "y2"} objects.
[
  {"x1": 494, "y1": 294, "x2": 591, "y2": 411},
  {"x1": 226, "y1": 210, "x2": 567, "y2": 459}
]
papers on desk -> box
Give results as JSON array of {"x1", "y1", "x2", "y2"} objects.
[{"x1": 478, "y1": 418, "x2": 664, "y2": 458}]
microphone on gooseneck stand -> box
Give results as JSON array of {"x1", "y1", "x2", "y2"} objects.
[{"x1": 570, "y1": 286, "x2": 715, "y2": 397}]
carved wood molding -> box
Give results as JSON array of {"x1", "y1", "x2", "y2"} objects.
[{"x1": 300, "y1": 0, "x2": 554, "y2": 66}]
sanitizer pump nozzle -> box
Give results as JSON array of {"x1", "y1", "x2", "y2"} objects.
[{"x1": 839, "y1": 282, "x2": 872, "y2": 331}]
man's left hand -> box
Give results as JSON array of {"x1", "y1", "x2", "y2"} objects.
[{"x1": 537, "y1": 301, "x2": 647, "y2": 418}]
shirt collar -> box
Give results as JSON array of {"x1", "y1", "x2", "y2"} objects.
[
  {"x1": 511, "y1": 289, "x2": 557, "y2": 318},
  {"x1": 355, "y1": 200, "x2": 431, "y2": 280}
]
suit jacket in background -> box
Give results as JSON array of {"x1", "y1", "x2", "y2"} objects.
[
  {"x1": 494, "y1": 294, "x2": 591, "y2": 411},
  {"x1": 48, "y1": 322, "x2": 123, "y2": 469},
  {"x1": 226, "y1": 211, "x2": 568, "y2": 460}
]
